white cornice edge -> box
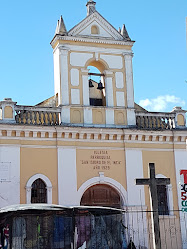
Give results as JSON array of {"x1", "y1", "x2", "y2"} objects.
[{"x1": 51, "y1": 35, "x2": 134, "y2": 48}]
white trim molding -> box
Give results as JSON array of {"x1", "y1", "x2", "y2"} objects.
[
  {"x1": 26, "y1": 174, "x2": 52, "y2": 204},
  {"x1": 77, "y1": 174, "x2": 127, "y2": 207},
  {"x1": 51, "y1": 35, "x2": 134, "y2": 48}
]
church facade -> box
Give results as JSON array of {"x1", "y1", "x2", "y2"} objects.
[{"x1": 0, "y1": 1, "x2": 187, "y2": 248}]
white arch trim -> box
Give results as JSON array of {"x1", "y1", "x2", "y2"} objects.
[
  {"x1": 156, "y1": 174, "x2": 174, "y2": 215},
  {"x1": 77, "y1": 174, "x2": 127, "y2": 208},
  {"x1": 26, "y1": 174, "x2": 52, "y2": 204}
]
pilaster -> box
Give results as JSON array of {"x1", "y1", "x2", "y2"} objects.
[
  {"x1": 103, "y1": 70, "x2": 114, "y2": 107},
  {"x1": 0, "y1": 98, "x2": 17, "y2": 124},
  {"x1": 123, "y1": 52, "x2": 134, "y2": 108},
  {"x1": 84, "y1": 107, "x2": 92, "y2": 125},
  {"x1": 81, "y1": 69, "x2": 90, "y2": 106},
  {"x1": 123, "y1": 53, "x2": 136, "y2": 126},
  {"x1": 60, "y1": 47, "x2": 69, "y2": 105}
]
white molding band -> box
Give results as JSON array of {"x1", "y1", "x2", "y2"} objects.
[
  {"x1": 77, "y1": 175, "x2": 127, "y2": 207},
  {"x1": 26, "y1": 174, "x2": 52, "y2": 204},
  {"x1": 54, "y1": 43, "x2": 134, "y2": 55},
  {"x1": 51, "y1": 35, "x2": 134, "y2": 48}
]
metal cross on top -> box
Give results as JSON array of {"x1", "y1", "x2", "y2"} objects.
[{"x1": 136, "y1": 163, "x2": 170, "y2": 249}]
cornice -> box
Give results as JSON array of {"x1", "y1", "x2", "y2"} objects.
[
  {"x1": 0, "y1": 125, "x2": 186, "y2": 145},
  {"x1": 51, "y1": 35, "x2": 134, "y2": 48}
]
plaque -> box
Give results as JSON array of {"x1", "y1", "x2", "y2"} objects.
[{"x1": 0, "y1": 162, "x2": 10, "y2": 182}]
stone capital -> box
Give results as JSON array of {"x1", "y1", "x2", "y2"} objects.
[
  {"x1": 59, "y1": 46, "x2": 69, "y2": 55},
  {"x1": 123, "y1": 52, "x2": 134, "y2": 59},
  {"x1": 0, "y1": 98, "x2": 17, "y2": 105},
  {"x1": 172, "y1": 106, "x2": 186, "y2": 113},
  {"x1": 103, "y1": 70, "x2": 113, "y2": 77},
  {"x1": 81, "y1": 68, "x2": 89, "y2": 75}
]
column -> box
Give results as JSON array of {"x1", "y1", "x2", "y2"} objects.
[
  {"x1": 81, "y1": 69, "x2": 90, "y2": 106},
  {"x1": 123, "y1": 53, "x2": 134, "y2": 108},
  {"x1": 81, "y1": 69, "x2": 93, "y2": 125},
  {"x1": 123, "y1": 53, "x2": 136, "y2": 126},
  {"x1": 104, "y1": 70, "x2": 114, "y2": 107},
  {"x1": 60, "y1": 47, "x2": 69, "y2": 105}
]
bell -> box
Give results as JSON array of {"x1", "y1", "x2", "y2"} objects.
[
  {"x1": 89, "y1": 79, "x2": 94, "y2": 88},
  {"x1": 97, "y1": 81, "x2": 104, "y2": 90}
]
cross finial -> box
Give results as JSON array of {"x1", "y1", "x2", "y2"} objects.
[{"x1": 86, "y1": 0, "x2": 96, "y2": 16}]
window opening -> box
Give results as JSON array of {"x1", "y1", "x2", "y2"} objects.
[
  {"x1": 31, "y1": 178, "x2": 47, "y2": 203},
  {"x1": 88, "y1": 66, "x2": 105, "y2": 106},
  {"x1": 157, "y1": 185, "x2": 169, "y2": 215},
  {"x1": 91, "y1": 25, "x2": 99, "y2": 34}
]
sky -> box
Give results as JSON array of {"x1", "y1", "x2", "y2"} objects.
[{"x1": 0, "y1": 0, "x2": 186, "y2": 112}]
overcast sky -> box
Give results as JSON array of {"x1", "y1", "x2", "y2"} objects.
[{"x1": 0, "y1": 0, "x2": 186, "y2": 112}]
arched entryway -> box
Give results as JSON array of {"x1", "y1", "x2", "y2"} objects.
[{"x1": 80, "y1": 184, "x2": 122, "y2": 209}]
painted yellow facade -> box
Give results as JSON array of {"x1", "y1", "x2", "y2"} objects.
[
  {"x1": 0, "y1": 128, "x2": 186, "y2": 210},
  {"x1": 142, "y1": 150, "x2": 178, "y2": 211},
  {"x1": 76, "y1": 148, "x2": 126, "y2": 190},
  {"x1": 0, "y1": 1, "x2": 187, "y2": 248},
  {"x1": 20, "y1": 147, "x2": 58, "y2": 204}
]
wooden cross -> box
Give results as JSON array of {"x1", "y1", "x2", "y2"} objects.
[{"x1": 136, "y1": 163, "x2": 170, "y2": 249}]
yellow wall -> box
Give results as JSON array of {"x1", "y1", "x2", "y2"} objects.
[
  {"x1": 92, "y1": 108, "x2": 106, "y2": 124},
  {"x1": 142, "y1": 150, "x2": 179, "y2": 212},
  {"x1": 20, "y1": 148, "x2": 58, "y2": 204},
  {"x1": 70, "y1": 108, "x2": 83, "y2": 124},
  {"x1": 0, "y1": 126, "x2": 185, "y2": 211}
]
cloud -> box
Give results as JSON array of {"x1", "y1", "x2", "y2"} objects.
[{"x1": 139, "y1": 95, "x2": 185, "y2": 112}]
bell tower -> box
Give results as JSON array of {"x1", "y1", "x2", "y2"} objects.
[{"x1": 51, "y1": 1, "x2": 136, "y2": 127}]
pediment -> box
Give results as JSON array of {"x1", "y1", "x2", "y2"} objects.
[{"x1": 68, "y1": 11, "x2": 124, "y2": 41}]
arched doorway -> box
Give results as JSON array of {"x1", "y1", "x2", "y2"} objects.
[{"x1": 80, "y1": 184, "x2": 122, "y2": 209}]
